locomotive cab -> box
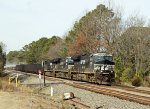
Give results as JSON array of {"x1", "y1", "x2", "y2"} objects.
[
  {"x1": 66, "y1": 57, "x2": 74, "y2": 70},
  {"x1": 43, "y1": 59, "x2": 52, "y2": 71},
  {"x1": 91, "y1": 53, "x2": 115, "y2": 84},
  {"x1": 91, "y1": 53, "x2": 114, "y2": 72}
]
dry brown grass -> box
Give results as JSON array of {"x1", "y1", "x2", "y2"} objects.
[
  {"x1": 0, "y1": 77, "x2": 33, "y2": 93},
  {"x1": 0, "y1": 75, "x2": 76, "y2": 109},
  {"x1": 0, "y1": 77, "x2": 59, "y2": 109},
  {"x1": 0, "y1": 77, "x2": 16, "y2": 91}
]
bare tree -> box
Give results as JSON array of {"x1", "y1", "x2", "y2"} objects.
[
  {"x1": 124, "y1": 12, "x2": 146, "y2": 29},
  {"x1": 67, "y1": 4, "x2": 122, "y2": 56}
]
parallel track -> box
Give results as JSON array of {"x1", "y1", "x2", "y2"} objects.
[
  {"x1": 67, "y1": 98, "x2": 90, "y2": 109},
  {"x1": 112, "y1": 85, "x2": 150, "y2": 95}
]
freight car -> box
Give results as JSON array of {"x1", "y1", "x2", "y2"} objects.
[
  {"x1": 44, "y1": 52, "x2": 115, "y2": 85},
  {"x1": 16, "y1": 64, "x2": 42, "y2": 74}
]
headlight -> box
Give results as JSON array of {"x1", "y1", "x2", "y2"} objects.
[{"x1": 94, "y1": 65, "x2": 100, "y2": 70}]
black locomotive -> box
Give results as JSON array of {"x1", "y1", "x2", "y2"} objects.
[
  {"x1": 15, "y1": 52, "x2": 115, "y2": 85},
  {"x1": 43, "y1": 52, "x2": 115, "y2": 85}
]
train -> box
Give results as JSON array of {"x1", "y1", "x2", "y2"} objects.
[{"x1": 15, "y1": 52, "x2": 115, "y2": 85}]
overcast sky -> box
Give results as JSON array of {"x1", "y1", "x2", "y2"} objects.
[{"x1": 0, "y1": 0, "x2": 150, "y2": 53}]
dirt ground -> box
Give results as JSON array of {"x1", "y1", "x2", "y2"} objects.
[
  {"x1": 0, "y1": 71, "x2": 75, "y2": 109},
  {"x1": 0, "y1": 91, "x2": 58, "y2": 109}
]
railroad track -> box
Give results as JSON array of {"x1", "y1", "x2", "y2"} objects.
[
  {"x1": 78, "y1": 82, "x2": 150, "y2": 96},
  {"x1": 45, "y1": 76, "x2": 150, "y2": 105},
  {"x1": 8, "y1": 70, "x2": 150, "y2": 106},
  {"x1": 112, "y1": 84, "x2": 150, "y2": 95},
  {"x1": 66, "y1": 82, "x2": 150, "y2": 105},
  {"x1": 67, "y1": 98, "x2": 90, "y2": 109}
]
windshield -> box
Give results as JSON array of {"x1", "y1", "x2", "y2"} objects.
[
  {"x1": 66, "y1": 57, "x2": 74, "y2": 63},
  {"x1": 94, "y1": 55, "x2": 113, "y2": 62}
]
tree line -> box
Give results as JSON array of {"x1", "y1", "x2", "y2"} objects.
[
  {"x1": 7, "y1": 4, "x2": 150, "y2": 86},
  {"x1": 7, "y1": 36, "x2": 61, "y2": 64},
  {"x1": 0, "y1": 43, "x2": 6, "y2": 75}
]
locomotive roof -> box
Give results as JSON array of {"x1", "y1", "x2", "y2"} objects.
[{"x1": 92, "y1": 53, "x2": 112, "y2": 57}]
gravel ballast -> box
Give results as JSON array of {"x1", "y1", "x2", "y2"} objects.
[{"x1": 18, "y1": 73, "x2": 150, "y2": 109}]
